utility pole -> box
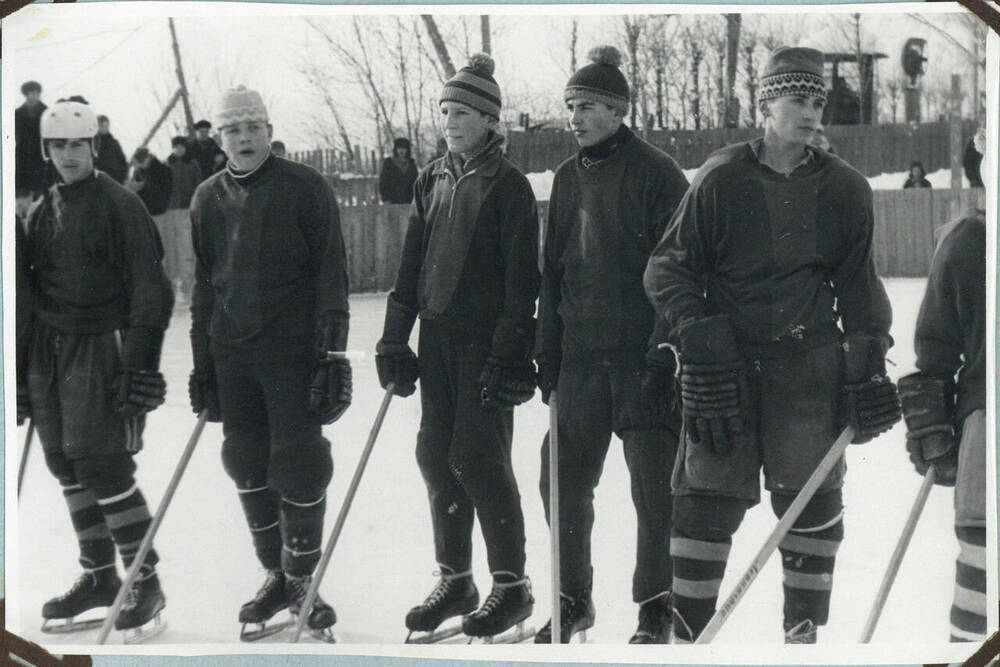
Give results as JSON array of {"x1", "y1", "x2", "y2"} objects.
[{"x1": 168, "y1": 18, "x2": 196, "y2": 137}]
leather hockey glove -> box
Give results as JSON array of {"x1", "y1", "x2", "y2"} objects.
[
  {"x1": 308, "y1": 315, "x2": 352, "y2": 425},
  {"x1": 479, "y1": 357, "x2": 535, "y2": 408},
  {"x1": 16, "y1": 382, "x2": 31, "y2": 426},
  {"x1": 375, "y1": 295, "x2": 419, "y2": 397},
  {"x1": 675, "y1": 315, "x2": 747, "y2": 457},
  {"x1": 898, "y1": 372, "x2": 958, "y2": 486},
  {"x1": 535, "y1": 356, "x2": 559, "y2": 406},
  {"x1": 115, "y1": 327, "x2": 167, "y2": 419},
  {"x1": 638, "y1": 344, "x2": 679, "y2": 426},
  {"x1": 188, "y1": 325, "x2": 221, "y2": 422},
  {"x1": 839, "y1": 334, "x2": 901, "y2": 444}
]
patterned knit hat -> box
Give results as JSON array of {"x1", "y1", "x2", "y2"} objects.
[
  {"x1": 440, "y1": 54, "x2": 501, "y2": 120},
  {"x1": 565, "y1": 46, "x2": 629, "y2": 114},
  {"x1": 759, "y1": 47, "x2": 827, "y2": 103},
  {"x1": 214, "y1": 85, "x2": 269, "y2": 129}
]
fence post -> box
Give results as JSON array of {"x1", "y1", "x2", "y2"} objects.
[{"x1": 949, "y1": 74, "x2": 964, "y2": 219}]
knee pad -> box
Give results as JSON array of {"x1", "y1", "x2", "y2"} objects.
[
  {"x1": 220, "y1": 430, "x2": 269, "y2": 488},
  {"x1": 73, "y1": 454, "x2": 137, "y2": 498},
  {"x1": 673, "y1": 494, "x2": 748, "y2": 542},
  {"x1": 44, "y1": 450, "x2": 77, "y2": 487},
  {"x1": 772, "y1": 489, "x2": 844, "y2": 534},
  {"x1": 269, "y1": 435, "x2": 333, "y2": 503}
]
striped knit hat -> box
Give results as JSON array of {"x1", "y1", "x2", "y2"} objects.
[
  {"x1": 440, "y1": 54, "x2": 501, "y2": 120},
  {"x1": 214, "y1": 85, "x2": 269, "y2": 129},
  {"x1": 759, "y1": 47, "x2": 827, "y2": 104},
  {"x1": 565, "y1": 46, "x2": 629, "y2": 114}
]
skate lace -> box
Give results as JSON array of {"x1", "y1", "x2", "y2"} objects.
[
  {"x1": 423, "y1": 578, "x2": 454, "y2": 608},
  {"x1": 475, "y1": 577, "x2": 529, "y2": 618},
  {"x1": 254, "y1": 571, "x2": 284, "y2": 603},
  {"x1": 57, "y1": 572, "x2": 95, "y2": 601},
  {"x1": 121, "y1": 580, "x2": 141, "y2": 611}
]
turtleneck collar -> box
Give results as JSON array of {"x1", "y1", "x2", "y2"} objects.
[
  {"x1": 227, "y1": 152, "x2": 275, "y2": 187},
  {"x1": 56, "y1": 171, "x2": 98, "y2": 197},
  {"x1": 579, "y1": 123, "x2": 631, "y2": 167}
]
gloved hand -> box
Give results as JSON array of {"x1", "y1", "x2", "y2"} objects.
[
  {"x1": 898, "y1": 372, "x2": 958, "y2": 486},
  {"x1": 479, "y1": 357, "x2": 535, "y2": 408},
  {"x1": 839, "y1": 334, "x2": 901, "y2": 444},
  {"x1": 17, "y1": 382, "x2": 31, "y2": 426},
  {"x1": 115, "y1": 327, "x2": 167, "y2": 418},
  {"x1": 535, "y1": 357, "x2": 559, "y2": 406},
  {"x1": 308, "y1": 356, "x2": 353, "y2": 425},
  {"x1": 188, "y1": 371, "x2": 222, "y2": 423},
  {"x1": 675, "y1": 315, "x2": 747, "y2": 457},
  {"x1": 376, "y1": 295, "x2": 419, "y2": 397}
]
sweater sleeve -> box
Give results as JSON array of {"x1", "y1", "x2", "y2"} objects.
[
  {"x1": 189, "y1": 188, "x2": 214, "y2": 369},
  {"x1": 645, "y1": 156, "x2": 690, "y2": 360},
  {"x1": 535, "y1": 172, "x2": 565, "y2": 364},
  {"x1": 309, "y1": 174, "x2": 351, "y2": 350},
  {"x1": 115, "y1": 188, "x2": 174, "y2": 331},
  {"x1": 390, "y1": 169, "x2": 429, "y2": 314}
]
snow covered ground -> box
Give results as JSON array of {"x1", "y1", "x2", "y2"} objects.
[{"x1": 7, "y1": 279, "x2": 989, "y2": 661}]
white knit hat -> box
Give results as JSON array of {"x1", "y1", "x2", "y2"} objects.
[{"x1": 214, "y1": 85, "x2": 269, "y2": 129}]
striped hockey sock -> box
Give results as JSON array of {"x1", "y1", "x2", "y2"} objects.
[
  {"x1": 670, "y1": 529, "x2": 732, "y2": 642},
  {"x1": 237, "y1": 485, "x2": 282, "y2": 570},
  {"x1": 280, "y1": 495, "x2": 326, "y2": 577},
  {"x1": 951, "y1": 525, "x2": 986, "y2": 642},
  {"x1": 61, "y1": 482, "x2": 116, "y2": 570},
  {"x1": 95, "y1": 483, "x2": 158, "y2": 569},
  {"x1": 778, "y1": 513, "x2": 843, "y2": 630}
]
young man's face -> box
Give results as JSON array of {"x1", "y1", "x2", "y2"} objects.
[
  {"x1": 566, "y1": 98, "x2": 622, "y2": 148},
  {"x1": 196, "y1": 127, "x2": 211, "y2": 141},
  {"x1": 764, "y1": 94, "x2": 825, "y2": 145},
  {"x1": 219, "y1": 120, "x2": 272, "y2": 171},
  {"x1": 172, "y1": 144, "x2": 187, "y2": 159},
  {"x1": 440, "y1": 101, "x2": 494, "y2": 157},
  {"x1": 98, "y1": 120, "x2": 110, "y2": 135},
  {"x1": 24, "y1": 91, "x2": 41, "y2": 105},
  {"x1": 47, "y1": 138, "x2": 94, "y2": 184}
]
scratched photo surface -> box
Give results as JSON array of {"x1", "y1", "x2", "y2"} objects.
[{"x1": 2, "y1": 2, "x2": 996, "y2": 663}]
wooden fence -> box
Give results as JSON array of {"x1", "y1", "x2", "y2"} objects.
[{"x1": 340, "y1": 188, "x2": 984, "y2": 292}]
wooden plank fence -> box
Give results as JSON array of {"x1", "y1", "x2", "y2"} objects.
[{"x1": 339, "y1": 188, "x2": 984, "y2": 292}]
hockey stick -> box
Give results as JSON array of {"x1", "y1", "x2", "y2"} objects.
[
  {"x1": 694, "y1": 425, "x2": 855, "y2": 644},
  {"x1": 860, "y1": 465, "x2": 936, "y2": 642},
  {"x1": 17, "y1": 421, "x2": 34, "y2": 499},
  {"x1": 291, "y1": 383, "x2": 395, "y2": 643},
  {"x1": 548, "y1": 391, "x2": 561, "y2": 645},
  {"x1": 97, "y1": 411, "x2": 209, "y2": 644}
]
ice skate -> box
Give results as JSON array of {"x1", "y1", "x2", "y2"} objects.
[
  {"x1": 628, "y1": 592, "x2": 672, "y2": 644},
  {"x1": 784, "y1": 619, "x2": 818, "y2": 644},
  {"x1": 41, "y1": 567, "x2": 121, "y2": 634},
  {"x1": 534, "y1": 587, "x2": 595, "y2": 644},
  {"x1": 115, "y1": 569, "x2": 167, "y2": 643},
  {"x1": 239, "y1": 570, "x2": 292, "y2": 642},
  {"x1": 286, "y1": 574, "x2": 337, "y2": 643},
  {"x1": 404, "y1": 569, "x2": 479, "y2": 644},
  {"x1": 463, "y1": 575, "x2": 534, "y2": 643}
]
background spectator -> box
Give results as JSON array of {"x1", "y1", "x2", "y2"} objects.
[
  {"x1": 163, "y1": 137, "x2": 202, "y2": 303},
  {"x1": 271, "y1": 140, "x2": 287, "y2": 158},
  {"x1": 378, "y1": 137, "x2": 418, "y2": 204},
  {"x1": 15, "y1": 80, "x2": 50, "y2": 195},
  {"x1": 128, "y1": 147, "x2": 172, "y2": 215},
  {"x1": 93, "y1": 114, "x2": 129, "y2": 184},
  {"x1": 190, "y1": 119, "x2": 226, "y2": 179},
  {"x1": 903, "y1": 160, "x2": 932, "y2": 189}
]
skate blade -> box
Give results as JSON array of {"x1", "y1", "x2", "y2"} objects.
[
  {"x1": 472, "y1": 622, "x2": 537, "y2": 644},
  {"x1": 288, "y1": 613, "x2": 337, "y2": 644},
  {"x1": 240, "y1": 618, "x2": 293, "y2": 642},
  {"x1": 121, "y1": 613, "x2": 167, "y2": 644},
  {"x1": 41, "y1": 617, "x2": 105, "y2": 634},
  {"x1": 405, "y1": 624, "x2": 465, "y2": 644}
]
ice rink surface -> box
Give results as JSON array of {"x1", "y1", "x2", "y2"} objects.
[{"x1": 10, "y1": 279, "x2": 980, "y2": 650}]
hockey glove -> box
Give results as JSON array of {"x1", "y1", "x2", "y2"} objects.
[
  {"x1": 479, "y1": 357, "x2": 536, "y2": 408},
  {"x1": 308, "y1": 315, "x2": 352, "y2": 424},
  {"x1": 16, "y1": 382, "x2": 31, "y2": 426},
  {"x1": 535, "y1": 357, "x2": 559, "y2": 406},
  {"x1": 376, "y1": 295, "x2": 419, "y2": 397},
  {"x1": 898, "y1": 372, "x2": 958, "y2": 486},
  {"x1": 839, "y1": 334, "x2": 901, "y2": 444},
  {"x1": 115, "y1": 327, "x2": 167, "y2": 418},
  {"x1": 675, "y1": 315, "x2": 747, "y2": 457},
  {"x1": 188, "y1": 371, "x2": 222, "y2": 422}
]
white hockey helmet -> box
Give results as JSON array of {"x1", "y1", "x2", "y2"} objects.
[{"x1": 40, "y1": 100, "x2": 98, "y2": 160}]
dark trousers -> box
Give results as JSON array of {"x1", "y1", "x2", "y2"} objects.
[
  {"x1": 540, "y1": 355, "x2": 678, "y2": 602},
  {"x1": 415, "y1": 320, "x2": 526, "y2": 577}
]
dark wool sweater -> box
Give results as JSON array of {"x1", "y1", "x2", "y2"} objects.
[
  {"x1": 25, "y1": 172, "x2": 173, "y2": 334},
  {"x1": 915, "y1": 209, "x2": 985, "y2": 421},
  {"x1": 537, "y1": 125, "x2": 689, "y2": 363},
  {"x1": 645, "y1": 139, "x2": 892, "y2": 349},
  {"x1": 391, "y1": 133, "x2": 540, "y2": 359},
  {"x1": 190, "y1": 154, "x2": 350, "y2": 355}
]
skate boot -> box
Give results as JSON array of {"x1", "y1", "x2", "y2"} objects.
[
  {"x1": 405, "y1": 568, "x2": 479, "y2": 643},
  {"x1": 239, "y1": 570, "x2": 291, "y2": 641},
  {"x1": 115, "y1": 568, "x2": 167, "y2": 643},
  {"x1": 286, "y1": 574, "x2": 337, "y2": 643},
  {"x1": 784, "y1": 619, "x2": 817, "y2": 644},
  {"x1": 462, "y1": 574, "x2": 534, "y2": 643},
  {"x1": 41, "y1": 567, "x2": 121, "y2": 633},
  {"x1": 628, "y1": 592, "x2": 672, "y2": 644},
  {"x1": 670, "y1": 609, "x2": 696, "y2": 644},
  {"x1": 534, "y1": 586, "x2": 595, "y2": 644}
]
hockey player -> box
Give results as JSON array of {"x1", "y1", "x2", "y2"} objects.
[
  {"x1": 644, "y1": 47, "x2": 901, "y2": 644},
  {"x1": 375, "y1": 54, "x2": 540, "y2": 642},
  {"x1": 898, "y1": 127, "x2": 988, "y2": 642},
  {"x1": 533, "y1": 46, "x2": 688, "y2": 644},
  {"x1": 188, "y1": 86, "x2": 351, "y2": 641},
  {"x1": 20, "y1": 98, "x2": 174, "y2": 636}
]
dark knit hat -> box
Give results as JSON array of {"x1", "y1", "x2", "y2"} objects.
[
  {"x1": 171, "y1": 136, "x2": 189, "y2": 148},
  {"x1": 440, "y1": 54, "x2": 501, "y2": 119},
  {"x1": 759, "y1": 47, "x2": 827, "y2": 103},
  {"x1": 393, "y1": 137, "x2": 411, "y2": 150},
  {"x1": 565, "y1": 46, "x2": 629, "y2": 114},
  {"x1": 194, "y1": 119, "x2": 212, "y2": 130},
  {"x1": 21, "y1": 80, "x2": 42, "y2": 95}
]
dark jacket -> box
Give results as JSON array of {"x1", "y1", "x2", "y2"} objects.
[
  {"x1": 94, "y1": 132, "x2": 129, "y2": 184},
  {"x1": 915, "y1": 209, "x2": 985, "y2": 421},
  {"x1": 23, "y1": 171, "x2": 173, "y2": 336},
  {"x1": 191, "y1": 137, "x2": 226, "y2": 181},
  {"x1": 167, "y1": 154, "x2": 203, "y2": 209},
  {"x1": 16, "y1": 216, "x2": 32, "y2": 383},
  {"x1": 378, "y1": 156, "x2": 419, "y2": 204},
  {"x1": 537, "y1": 125, "x2": 688, "y2": 363},
  {"x1": 132, "y1": 157, "x2": 173, "y2": 216},
  {"x1": 15, "y1": 101, "x2": 49, "y2": 193},
  {"x1": 391, "y1": 132, "x2": 540, "y2": 359},
  {"x1": 190, "y1": 155, "x2": 349, "y2": 356},
  {"x1": 645, "y1": 138, "x2": 892, "y2": 350},
  {"x1": 903, "y1": 176, "x2": 932, "y2": 189}
]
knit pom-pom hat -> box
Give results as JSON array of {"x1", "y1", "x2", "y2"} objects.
[
  {"x1": 214, "y1": 85, "x2": 269, "y2": 130},
  {"x1": 440, "y1": 53, "x2": 501, "y2": 119},
  {"x1": 564, "y1": 46, "x2": 629, "y2": 114}
]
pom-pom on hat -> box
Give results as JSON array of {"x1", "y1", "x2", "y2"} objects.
[
  {"x1": 440, "y1": 53, "x2": 502, "y2": 120},
  {"x1": 564, "y1": 46, "x2": 630, "y2": 114},
  {"x1": 213, "y1": 85, "x2": 269, "y2": 130},
  {"x1": 758, "y1": 46, "x2": 827, "y2": 104}
]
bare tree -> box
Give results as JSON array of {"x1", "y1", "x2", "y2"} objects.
[
  {"x1": 621, "y1": 16, "x2": 644, "y2": 128},
  {"x1": 724, "y1": 14, "x2": 741, "y2": 128},
  {"x1": 569, "y1": 19, "x2": 578, "y2": 74},
  {"x1": 421, "y1": 15, "x2": 457, "y2": 78},
  {"x1": 480, "y1": 15, "x2": 491, "y2": 54}
]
